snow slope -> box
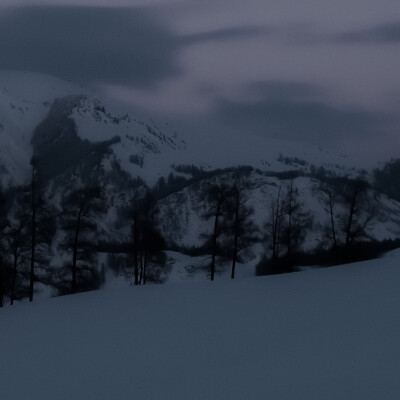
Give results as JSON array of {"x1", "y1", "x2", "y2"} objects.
[{"x1": 1, "y1": 251, "x2": 400, "y2": 400}]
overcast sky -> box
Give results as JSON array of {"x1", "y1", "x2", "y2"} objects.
[{"x1": 0, "y1": 0, "x2": 399, "y2": 162}]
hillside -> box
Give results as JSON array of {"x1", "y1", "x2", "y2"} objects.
[
  {"x1": 1, "y1": 251, "x2": 400, "y2": 400},
  {"x1": 1, "y1": 71, "x2": 400, "y2": 300}
]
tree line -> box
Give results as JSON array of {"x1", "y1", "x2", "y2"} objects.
[
  {"x1": 0, "y1": 160, "x2": 105, "y2": 306},
  {"x1": 0, "y1": 163, "x2": 377, "y2": 307},
  {"x1": 199, "y1": 174, "x2": 375, "y2": 278}
]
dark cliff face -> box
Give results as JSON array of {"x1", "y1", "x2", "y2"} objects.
[
  {"x1": 31, "y1": 95, "x2": 120, "y2": 182},
  {"x1": 31, "y1": 95, "x2": 84, "y2": 153}
]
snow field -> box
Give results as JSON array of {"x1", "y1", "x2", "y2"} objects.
[{"x1": 1, "y1": 251, "x2": 400, "y2": 399}]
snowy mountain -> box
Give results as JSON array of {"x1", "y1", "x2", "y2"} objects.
[
  {"x1": 0, "y1": 71, "x2": 186, "y2": 188},
  {"x1": 1, "y1": 250, "x2": 400, "y2": 400},
  {"x1": 1, "y1": 71, "x2": 400, "y2": 293},
  {"x1": 0, "y1": 71, "x2": 376, "y2": 189}
]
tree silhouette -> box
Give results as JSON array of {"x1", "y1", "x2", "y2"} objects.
[
  {"x1": 131, "y1": 193, "x2": 167, "y2": 285},
  {"x1": 319, "y1": 182, "x2": 339, "y2": 262},
  {"x1": 265, "y1": 187, "x2": 284, "y2": 267},
  {"x1": 1, "y1": 195, "x2": 30, "y2": 305},
  {"x1": 203, "y1": 183, "x2": 229, "y2": 281},
  {"x1": 58, "y1": 186, "x2": 104, "y2": 294},
  {"x1": 224, "y1": 179, "x2": 258, "y2": 279},
  {"x1": 262, "y1": 181, "x2": 312, "y2": 274},
  {"x1": 339, "y1": 179, "x2": 374, "y2": 262},
  {"x1": 23, "y1": 158, "x2": 56, "y2": 302},
  {"x1": 0, "y1": 188, "x2": 6, "y2": 306}
]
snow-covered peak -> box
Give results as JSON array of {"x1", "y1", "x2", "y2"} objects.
[{"x1": 0, "y1": 70, "x2": 378, "y2": 189}]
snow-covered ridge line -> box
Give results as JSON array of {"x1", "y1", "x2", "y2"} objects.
[{"x1": 0, "y1": 71, "x2": 379, "y2": 190}]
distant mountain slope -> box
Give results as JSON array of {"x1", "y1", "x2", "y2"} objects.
[
  {"x1": 0, "y1": 71, "x2": 372, "y2": 189},
  {"x1": 0, "y1": 71, "x2": 186, "y2": 188},
  {"x1": 0, "y1": 71, "x2": 92, "y2": 186}
]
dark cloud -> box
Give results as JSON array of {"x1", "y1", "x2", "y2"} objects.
[
  {"x1": 213, "y1": 82, "x2": 392, "y2": 147},
  {"x1": 0, "y1": 6, "x2": 272, "y2": 88},
  {"x1": 0, "y1": 6, "x2": 181, "y2": 87},
  {"x1": 183, "y1": 26, "x2": 271, "y2": 45},
  {"x1": 336, "y1": 21, "x2": 400, "y2": 44},
  {"x1": 246, "y1": 80, "x2": 326, "y2": 101}
]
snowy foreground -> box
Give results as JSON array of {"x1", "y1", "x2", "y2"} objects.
[{"x1": 1, "y1": 254, "x2": 400, "y2": 400}]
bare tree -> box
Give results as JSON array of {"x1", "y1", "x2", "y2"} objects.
[
  {"x1": 6, "y1": 220, "x2": 29, "y2": 305},
  {"x1": 29, "y1": 158, "x2": 36, "y2": 302},
  {"x1": 280, "y1": 181, "x2": 312, "y2": 270},
  {"x1": 131, "y1": 193, "x2": 167, "y2": 285},
  {"x1": 263, "y1": 182, "x2": 311, "y2": 274},
  {"x1": 319, "y1": 182, "x2": 339, "y2": 261},
  {"x1": 265, "y1": 187, "x2": 284, "y2": 266},
  {"x1": 132, "y1": 210, "x2": 140, "y2": 285},
  {"x1": 0, "y1": 188, "x2": 6, "y2": 307},
  {"x1": 282, "y1": 182, "x2": 296, "y2": 263},
  {"x1": 319, "y1": 178, "x2": 374, "y2": 263},
  {"x1": 339, "y1": 179, "x2": 374, "y2": 261},
  {"x1": 225, "y1": 180, "x2": 258, "y2": 279},
  {"x1": 1, "y1": 196, "x2": 30, "y2": 305},
  {"x1": 59, "y1": 186, "x2": 104, "y2": 294},
  {"x1": 203, "y1": 183, "x2": 229, "y2": 281},
  {"x1": 24, "y1": 158, "x2": 56, "y2": 302}
]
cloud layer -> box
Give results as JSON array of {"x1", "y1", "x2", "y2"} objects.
[
  {"x1": 214, "y1": 81, "x2": 391, "y2": 148},
  {"x1": 0, "y1": 3, "x2": 399, "y2": 163},
  {"x1": 183, "y1": 26, "x2": 271, "y2": 45},
  {"x1": 337, "y1": 21, "x2": 400, "y2": 44},
  {"x1": 0, "y1": 6, "x2": 181, "y2": 87}
]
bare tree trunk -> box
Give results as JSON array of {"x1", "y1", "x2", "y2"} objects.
[
  {"x1": 271, "y1": 188, "x2": 281, "y2": 264},
  {"x1": 345, "y1": 190, "x2": 358, "y2": 250},
  {"x1": 231, "y1": 189, "x2": 240, "y2": 279},
  {"x1": 0, "y1": 267, "x2": 3, "y2": 307},
  {"x1": 210, "y1": 200, "x2": 222, "y2": 281},
  {"x1": 142, "y1": 214, "x2": 148, "y2": 285},
  {"x1": 139, "y1": 248, "x2": 143, "y2": 285},
  {"x1": 10, "y1": 251, "x2": 18, "y2": 306},
  {"x1": 133, "y1": 213, "x2": 139, "y2": 286},
  {"x1": 286, "y1": 183, "x2": 294, "y2": 263},
  {"x1": 72, "y1": 203, "x2": 84, "y2": 294},
  {"x1": 143, "y1": 249, "x2": 148, "y2": 285},
  {"x1": 328, "y1": 192, "x2": 337, "y2": 249},
  {"x1": 0, "y1": 279, "x2": 3, "y2": 308},
  {"x1": 327, "y1": 191, "x2": 339, "y2": 263},
  {"x1": 29, "y1": 164, "x2": 36, "y2": 302}
]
